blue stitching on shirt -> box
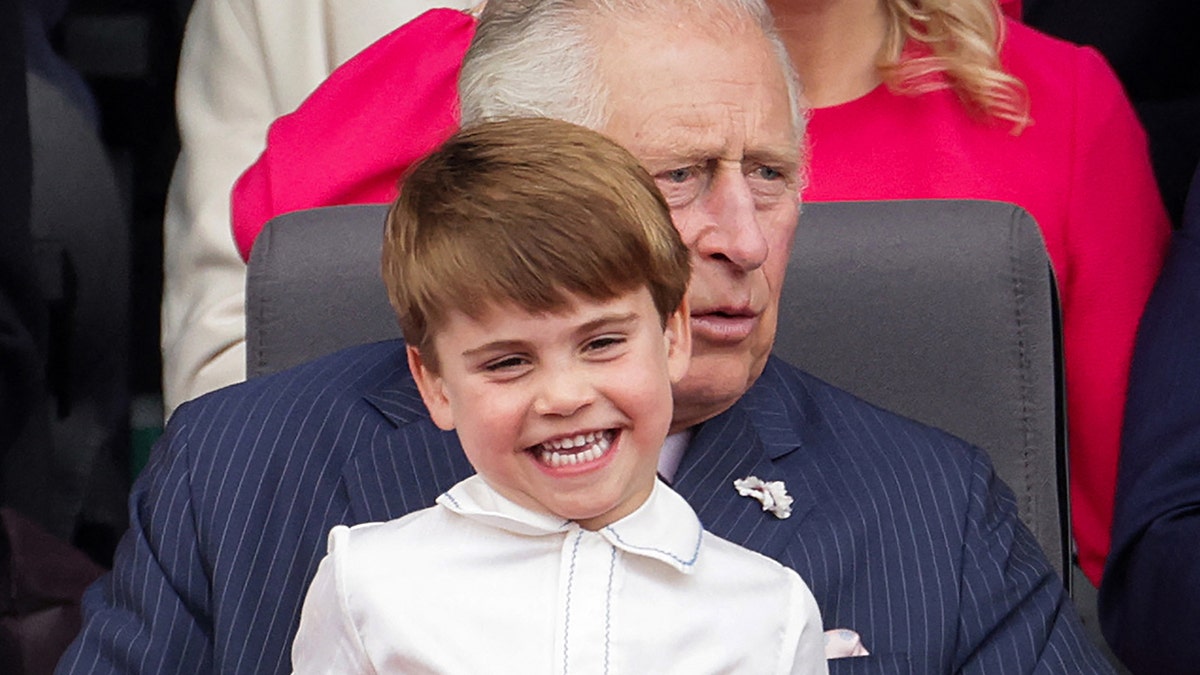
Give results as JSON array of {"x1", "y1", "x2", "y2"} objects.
[
  {"x1": 563, "y1": 531, "x2": 582, "y2": 675},
  {"x1": 441, "y1": 492, "x2": 460, "y2": 509},
  {"x1": 602, "y1": 525, "x2": 702, "y2": 567},
  {"x1": 604, "y1": 546, "x2": 616, "y2": 675}
]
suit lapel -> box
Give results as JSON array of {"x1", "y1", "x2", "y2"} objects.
[
  {"x1": 341, "y1": 379, "x2": 473, "y2": 524},
  {"x1": 672, "y1": 389, "x2": 816, "y2": 562}
]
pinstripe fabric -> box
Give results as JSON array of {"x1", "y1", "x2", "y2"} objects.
[{"x1": 58, "y1": 342, "x2": 1108, "y2": 674}]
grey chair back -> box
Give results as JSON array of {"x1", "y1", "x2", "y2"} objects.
[
  {"x1": 779, "y1": 199, "x2": 1068, "y2": 583},
  {"x1": 245, "y1": 200, "x2": 1069, "y2": 580}
]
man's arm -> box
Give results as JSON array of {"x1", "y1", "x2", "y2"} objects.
[
  {"x1": 955, "y1": 453, "x2": 1114, "y2": 672},
  {"x1": 1099, "y1": 169, "x2": 1200, "y2": 674},
  {"x1": 56, "y1": 420, "x2": 216, "y2": 674}
]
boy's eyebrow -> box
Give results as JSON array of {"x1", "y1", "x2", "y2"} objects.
[
  {"x1": 572, "y1": 311, "x2": 639, "y2": 336},
  {"x1": 460, "y1": 339, "x2": 527, "y2": 360},
  {"x1": 459, "y1": 311, "x2": 642, "y2": 359}
]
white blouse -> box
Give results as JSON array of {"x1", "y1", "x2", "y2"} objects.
[{"x1": 291, "y1": 476, "x2": 828, "y2": 674}]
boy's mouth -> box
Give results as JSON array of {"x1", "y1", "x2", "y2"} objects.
[{"x1": 532, "y1": 430, "x2": 616, "y2": 468}]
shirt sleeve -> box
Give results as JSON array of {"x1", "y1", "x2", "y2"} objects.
[
  {"x1": 782, "y1": 569, "x2": 829, "y2": 675},
  {"x1": 291, "y1": 526, "x2": 376, "y2": 674}
]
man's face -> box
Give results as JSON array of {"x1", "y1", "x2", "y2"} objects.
[{"x1": 598, "y1": 17, "x2": 802, "y2": 431}]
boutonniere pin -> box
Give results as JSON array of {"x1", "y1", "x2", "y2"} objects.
[{"x1": 733, "y1": 476, "x2": 793, "y2": 519}]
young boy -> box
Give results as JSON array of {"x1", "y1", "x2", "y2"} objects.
[{"x1": 290, "y1": 118, "x2": 828, "y2": 674}]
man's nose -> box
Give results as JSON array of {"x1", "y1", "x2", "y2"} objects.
[
  {"x1": 693, "y1": 168, "x2": 769, "y2": 272},
  {"x1": 532, "y1": 365, "x2": 594, "y2": 417}
]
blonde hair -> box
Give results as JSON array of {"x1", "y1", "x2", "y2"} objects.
[
  {"x1": 879, "y1": 0, "x2": 1029, "y2": 132},
  {"x1": 383, "y1": 118, "x2": 691, "y2": 370}
]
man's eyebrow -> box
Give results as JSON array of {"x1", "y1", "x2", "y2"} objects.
[
  {"x1": 745, "y1": 146, "x2": 801, "y2": 169},
  {"x1": 642, "y1": 134, "x2": 799, "y2": 170}
]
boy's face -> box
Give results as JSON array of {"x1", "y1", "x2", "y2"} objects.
[{"x1": 408, "y1": 288, "x2": 690, "y2": 530}]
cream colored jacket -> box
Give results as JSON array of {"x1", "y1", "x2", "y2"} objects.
[{"x1": 161, "y1": 0, "x2": 473, "y2": 416}]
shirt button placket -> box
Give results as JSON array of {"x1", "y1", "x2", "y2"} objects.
[{"x1": 557, "y1": 529, "x2": 616, "y2": 674}]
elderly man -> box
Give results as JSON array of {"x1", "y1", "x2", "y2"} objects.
[{"x1": 59, "y1": 0, "x2": 1107, "y2": 673}]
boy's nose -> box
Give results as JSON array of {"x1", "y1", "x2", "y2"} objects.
[{"x1": 532, "y1": 369, "x2": 594, "y2": 417}]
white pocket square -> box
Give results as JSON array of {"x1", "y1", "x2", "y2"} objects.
[{"x1": 824, "y1": 628, "x2": 870, "y2": 658}]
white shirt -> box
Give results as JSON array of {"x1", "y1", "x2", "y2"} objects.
[{"x1": 292, "y1": 476, "x2": 828, "y2": 674}]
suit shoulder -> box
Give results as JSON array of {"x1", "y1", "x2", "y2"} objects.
[
  {"x1": 163, "y1": 340, "x2": 433, "y2": 471},
  {"x1": 759, "y1": 357, "x2": 979, "y2": 448},
  {"x1": 173, "y1": 340, "x2": 425, "y2": 427},
  {"x1": 753, "y1": 358, "x2": 993, "y2": 491}
]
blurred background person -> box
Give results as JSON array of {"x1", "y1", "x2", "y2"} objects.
[
  {"x1": 2, "y1": 1, "x2": 106, "y2": 671},
  {"x1": 159, "y1": 0, "x2": 476, "y2": 418}
]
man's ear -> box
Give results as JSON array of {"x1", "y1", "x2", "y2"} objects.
[
  {"x1": 407, "y1": 345, "x2": 456, "y2": 431},
  {"x1": 664, "y1": 298, "x2": 691, "y2": 384}
]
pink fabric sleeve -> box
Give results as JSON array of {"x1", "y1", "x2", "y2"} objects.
[
  {"x1": 1058, "y1": 45, "x2": 1170, "y2": 584},
  {"x1": 230, "y1": 9, "x2": 474, "y2": 261}
]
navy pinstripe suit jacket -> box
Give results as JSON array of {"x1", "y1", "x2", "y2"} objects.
[{"x1": 58, "y1": 343, "x2": 1108, "y2": 673}]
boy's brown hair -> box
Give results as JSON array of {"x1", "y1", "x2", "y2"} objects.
[{"x1": 382, "y1": 117, "x2": 691, "y2": 369}]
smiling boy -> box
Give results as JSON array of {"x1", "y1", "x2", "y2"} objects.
[{"x1": 289, "y1": 118, "x2": 827, "y2": 674}]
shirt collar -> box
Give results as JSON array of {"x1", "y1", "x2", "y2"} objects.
[
  {"x1": 437, "y1": 475, "x2": 704, "y2": 575},
  {"x1": 656, "y1": 429, "x2": 693, "y2": 483},
  {"x1": 598, "y1": 478, "x2": 703, "y2": 575}
]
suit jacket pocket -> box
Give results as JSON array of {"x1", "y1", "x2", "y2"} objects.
[{"x1": 828, "y1": 653, "x2": 910, "y2": 675}]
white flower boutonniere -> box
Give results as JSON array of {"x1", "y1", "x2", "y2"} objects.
[{"x1": 733, "y1": 476, "x2": 793, "y2": 519}]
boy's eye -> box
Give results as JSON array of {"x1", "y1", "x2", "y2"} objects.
[
  {"x1": 483, "y1": 355, "x2": 529, "y2": 372},
  {"x1": 584, "y1": 335, "x2": 625, "y2": 353}
]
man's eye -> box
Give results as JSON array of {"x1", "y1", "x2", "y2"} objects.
[
  {"x1": 655, "y1": 165, "x2": 705, "y2": 207},
  {"x1": 664, "y1": 167, "x2": 694, "y2": 183},
  {"x1": 753, "y1": 165, "x2": 784, "y2": 181}
]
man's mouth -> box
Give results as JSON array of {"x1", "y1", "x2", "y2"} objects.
[
  {"x1": 690, "y1": 307, "x2": 759, "y2": 342},
  {"x1": 532, "y1": 430, "x2": 616, "y2": 468}
]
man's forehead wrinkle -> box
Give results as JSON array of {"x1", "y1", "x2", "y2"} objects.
[{"x1": 634, "y1": 104, "x2": 798, "y2": 166}]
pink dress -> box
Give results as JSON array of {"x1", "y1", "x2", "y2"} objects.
[{"x1": 230, "y1": 9, "x2": 1168, "y2": 585}]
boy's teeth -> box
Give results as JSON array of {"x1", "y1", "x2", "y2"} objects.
[
  {"x1": 543, "y1": 431, "x2": 600, "y2": 451},
  {"x1": 537, "y1": 432, "x2": 612, "y2": 467}
]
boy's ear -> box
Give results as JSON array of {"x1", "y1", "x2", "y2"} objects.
[
  {"x1": 407, "y1": 345, "x2": 456, "y2": 431},
  {"x1": 664, "y1": 298, "x2": 691, "y2": 384}
]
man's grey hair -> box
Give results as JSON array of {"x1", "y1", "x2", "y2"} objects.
[{"x1": 458, "y1": 0, "x2": 806, "y2": 141}]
